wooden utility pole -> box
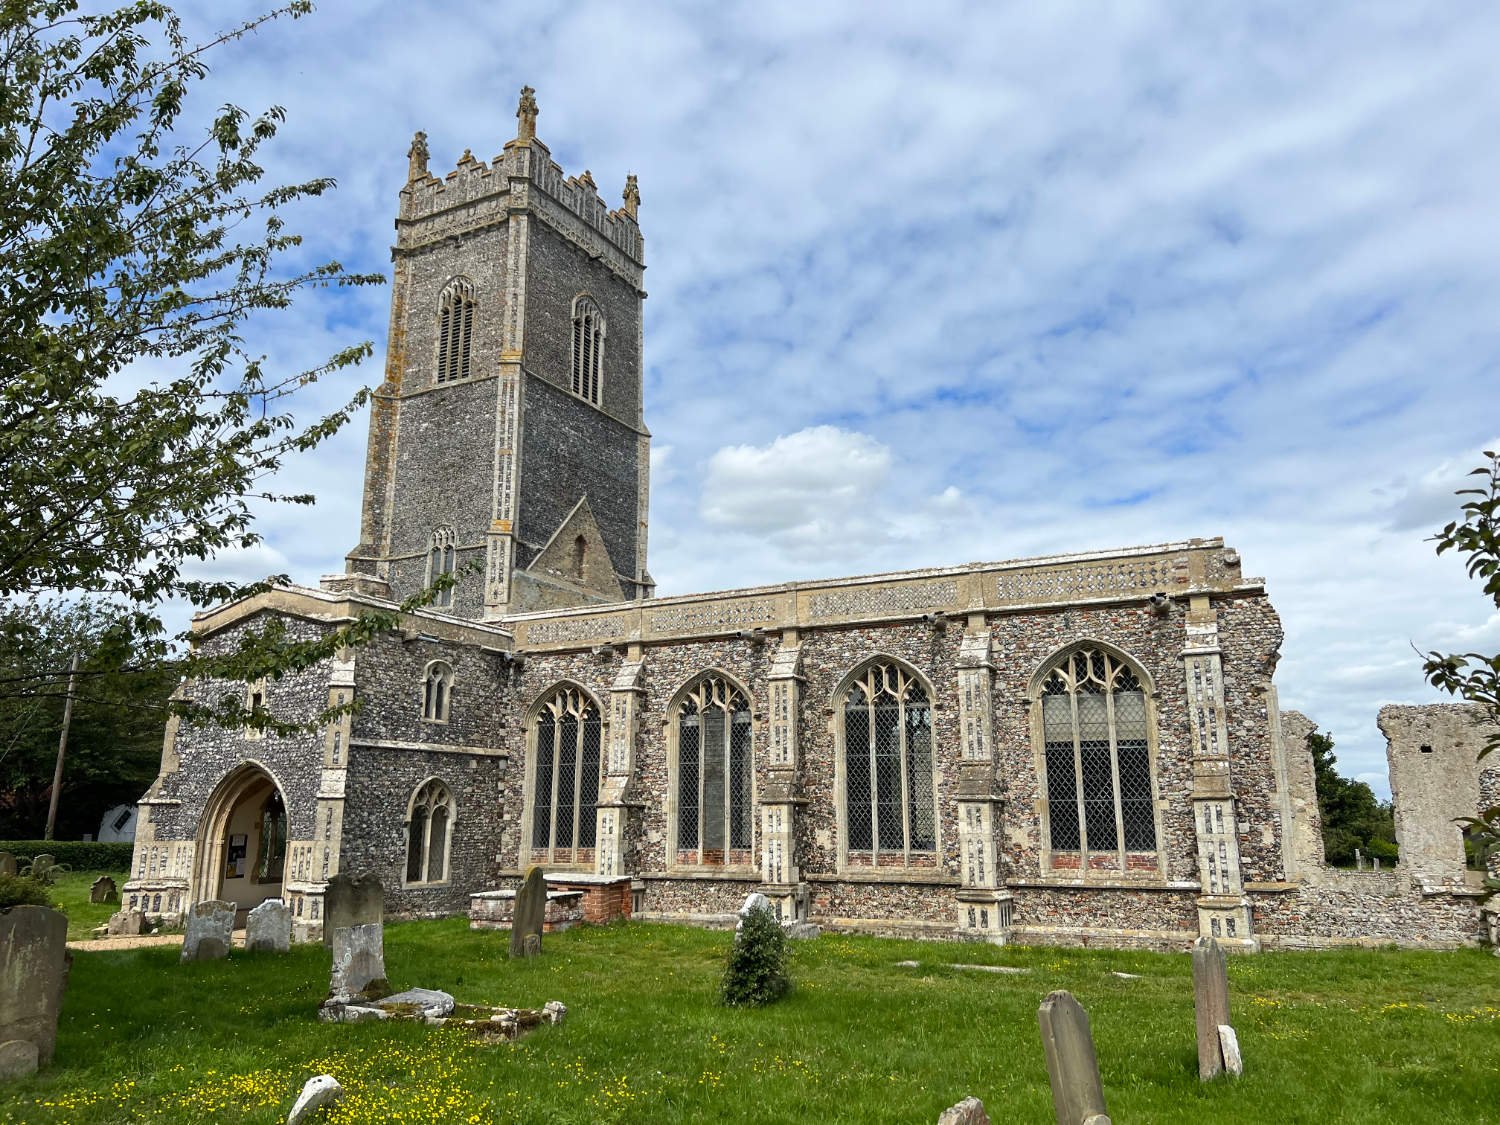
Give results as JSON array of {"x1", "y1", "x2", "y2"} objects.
[{"x1": 43, "y1": 652, "x2": 80, "y2": 841}]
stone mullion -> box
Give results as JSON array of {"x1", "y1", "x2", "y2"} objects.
[
  {"x1": 596, "y1": 654, "x2": 644, "y2": 879},
  {"x1": 760, "y1": 634, "x2": 806, "y2": 921},
  {"x1": 955, "y1": 622, "x2": 1012, "y2": 942},
  {"x1": 1182, "y1": 596, "x2": 1256, "y2": 949}
]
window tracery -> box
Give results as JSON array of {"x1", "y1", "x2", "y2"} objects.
[
  {"x1": 405, "y1": 779, "x2": 453, "y2": 885},
  {"x1": 529, "y1": 686, "x2": 602, "y2": 865},
  {"x1": 428, "y1": 527, "x2": 456, "y2": 608},
  {"x1": 841, "y1": 661, "x2": 936, "y2": 866},
  {"x1": 422, "y1": 661, "x2": 453, "y2": 723},
  {"x1": 673, "y1": 675, "x2": 753, "y2": 866}
]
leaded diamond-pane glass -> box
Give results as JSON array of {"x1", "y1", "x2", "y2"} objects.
[
  {"x1": 579, "y1": 710, "x2": 601, "y2": 848},
  {"x1": 1119, "y1": 740, "x2": 1155, "y2": 850},
  {"x1": 679, "y1": 711, "x2": 700, "y2": 850},
  {"x1": 1045, "y1": 740, "x2": 1080, "y2": 850},
  {"x1": 842, "y1": 665, "x2": 937, "y2": 862},
  {"x1": 556, "y1": 712, "x2": 577, "y2": 848},
  {"x1": 874, "y1": 697, "x2": 903, "y2": 850},
  {"x1": 532, "y1": 716, "x2": 554, "y2": 849},
  {"x1": 702, "y1": 708, "x2": 726, "y2": 853},
  {"x1": 905, "y1": 691, "x2": 934, "y2": 851},
  {"x1": 846, "y1": 692, "x2": 872, "y2": 851},
  {"x1": 730, "y1": 708, "x2": 753, "y2": 849}
]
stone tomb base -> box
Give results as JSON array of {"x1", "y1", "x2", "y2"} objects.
[{"x1": 469, "y1": 889, "x2": 584, "y2": 933}]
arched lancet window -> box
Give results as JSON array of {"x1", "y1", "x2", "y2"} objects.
[
  {"x1": 422, "y1": 661, "x2": 453, "y2": 722},
  {"x1": 842, "y1": 661, "x2": 936, "y2": 866},
  {"x1": 436, "y1": 279, "x2": 475, "y2": 384},
  {"x1": 256, "y1": 789, "x2": 286, "y2": 883},
  {"x1": 1039, "y1": 647, "x2": 1157, "y2": 870},
  {"x1": 405, "y1": 779, "x2": 453, "y2": 885},
  {"x1": 674, "y1": 676, "x2": 753, "y2": 866},
  {"x1": 570, "y1": 295, "x2": 604, "y2": 405},
  {"x1": 428, "y1": 527, "x2": 456, "y2": 608},
  {"x1": 529, "y1": 686, "x2": 602, "y2": 864}
]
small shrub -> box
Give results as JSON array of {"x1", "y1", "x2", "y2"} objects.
[
  {"x1": 0, "y1": 874, "x2": 54, "y2": 909},
  {"x1": 722, "y1": 904, "x2": 790, "y2": 1007}
]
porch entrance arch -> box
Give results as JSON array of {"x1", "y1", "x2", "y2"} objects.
[{"x1": 192, "y1": 762, "x2": 289, "y2": 915}]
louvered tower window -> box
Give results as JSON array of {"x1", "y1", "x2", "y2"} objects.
[
  {"x1": 529, "y1": 686, "x2": 603, "y2": 866},
  {"x1": 436, "y1": 279, "x2": 475, "y2": 384},
  {"x1": 1039, "y1": 647, "x2": 1157, "y2": 871},
  {"x1": 570, "y1": 295, "x2": 605, "y2": 404},
  {"x1": 675, "y1": 676, "x2": 753, "y2": 866},
  {"x1": 843, "y1": 661, "x2": 937, "y2": 867}
]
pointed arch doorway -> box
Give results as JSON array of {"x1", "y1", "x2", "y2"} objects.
[{"x1": 192, "y1": 762, "x2": 289, "y2": 918}]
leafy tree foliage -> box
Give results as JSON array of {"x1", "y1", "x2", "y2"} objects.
[
  {"x1": 1423, "y1": 451, "x2": 1500, "y2": 893},
  {"x1": 722, "y1": 904, "x2": 791, "y2": 1007},
  {"x1": 1307, "y1": 729, "x2": 1398, "y2": 865},
  {"x1": 0, "y1": 599, "x2": 173, "y2": 838}
]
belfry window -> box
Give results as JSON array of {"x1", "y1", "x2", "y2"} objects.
[
  {"x1": 842, "y1": 661, "x2": 937, "y2": 866},
  {"x1": 428, "y1": 528, "x2": 456, "y2": 608},
  {"x1": 422, "y1": 661, "x2": 453, "y2": 723},
  {"x1": 529, "y1": 686, "x2": 603, "y2": 865},
  {"x1": 436, "y1": 279, "x2": 475, "y2": 384},
  {"x1": 674, "y1": 676, "x2": 753, "y2": 866},
  {"x1": 405, "y1": 779, "x2": 453, "y2": 885},
  {"x1": 570, "y1": 295, "x2": 605, "y2": 405},
  {"x1": 1039, "y1": 647, "x2": 1158, "y2": 870}
]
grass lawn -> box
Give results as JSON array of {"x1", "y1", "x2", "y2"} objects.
[
  {"x1": 1, "y1": 913, "x2": 1496, "y2": 1123},
  {"x1": 43, "y1": 868, "x2": 133, "y2": 941}
]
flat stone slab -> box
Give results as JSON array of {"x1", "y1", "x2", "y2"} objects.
[
  {"x1": 894, "y1": 960, "x2": 1028, "y2": 975},
  {"x1": 377, "y1": 988, "x2": 455, "y2": 1019},
  {"x1": 782, "y1": 921, "x2": 821, "y2": 939}
]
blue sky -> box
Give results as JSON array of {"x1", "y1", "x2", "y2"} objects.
[{"x1": 168, "y1": 1, "x2": 1500, "y2": 796}]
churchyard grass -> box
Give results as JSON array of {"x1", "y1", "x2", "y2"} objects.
[
  {"x1": 1, "y1": 919, "x2": 1495, "y2": 1123},
  {"x1": 45, "y1": 869, "x2": 130, "y2": 941}
]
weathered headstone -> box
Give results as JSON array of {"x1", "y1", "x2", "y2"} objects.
[
  {"x1": 322, "y1": 873, "x2": 383, "y2": 948},
  {"x1": 736, "y1": 891, "x2": 771, "y2": 931},
  {"x1": 28, "y1": 855, "x2": 55, "y2": 881},
  {"x1": 180, "y1": 899, "x2": 235, "y2": 963},
  {"x1": 89, "y1": 875, "x2": 118, "y2": 904},
  {"x1": 938, "y1": 1095, "x2": 991, "y2": 1124},
  {"x1": 106, "y1": 908, "x2": 145, "y2": 937},
  {"x1": 508, "y1": 866, "x2": 546, "y2": 959},
  {"x1": 328, "y1": 923, "x2": 389, "y2": 1004},
  {"x1": 0, "y1": 905, "x2": 69, "y2": 1077},
  {"x1": 0, "y1": 852, "x2": 15, "y2": 878},
  {"x1": 1218, "y1": 1024, "x2": 1243, "y2": 1077},
  {"x1": 288, "y1": 1074, "x2": 343, "y2": 1124},
  {"x1": 1037, "y1": 990, "x2": 1111, "y2": 1125},
  {"x1": 245, "y1": 898, "x2": 291, "y2": 953},
  {"x1": 1191, "y1": 935, "x2": 1233, "y2": 1080}
]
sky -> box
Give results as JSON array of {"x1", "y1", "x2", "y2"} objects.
[{"x1": 159, "y1": 0, "x2": 1500, "y2": 797}]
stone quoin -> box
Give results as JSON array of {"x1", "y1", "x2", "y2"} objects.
[{"x1": 123, "y1": 89, "x2": 1497, "y2": 953}]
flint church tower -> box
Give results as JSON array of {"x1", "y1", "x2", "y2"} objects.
[{"x1": 346, "y1": 88, "x2": 653, "y2": 618}]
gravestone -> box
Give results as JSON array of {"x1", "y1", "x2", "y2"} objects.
[
  {"x1": 1037, "y1": 990, "x2": 1111, "y2": 1125},
  {"x1": 328, "y1": 923, "x2": 389, "y2": 1004},
  {"x1": 89, "y1": 875, "x2": 118, "y2": 904},
  {"x1": 509, "y1": 867, "x2": 546, "y2": 959},
  {"x1": 1218, "y1": 1024, "x2": 1243, "y2": 1077},
  {"x1": 0, "y1": 905, "x2": 69, "y2": 1077},
  {"x1": 0, "y1": 852, "x2": 15, "y2": 877},
  {"x1": 288, "y1": 1075, "x2": 342, "y2": 1124},
  {"x1": 28, "y1": 855, "x2": 55, "y2": 881},
  {"x1": 938, "y1": 1095, "x2": 991, "y2": 1124},
  {"x1": 106, "y1": 908, "x2": 145, "y2": 936},
  {"x1": 245, "y1": 899, "x2": 291, "y2": 953},
  {"x1": 736, "y1": 891, "x2": 771, "y2": 931},
  {"x1": 322, "y1": 873, "x2": 383, "y2": 948},
  {"x1": 1191, "y1": 935, "x2": 1233, "y2": 1080},
  {"x1": 180, "y1": 899, "x2": 235, "y2": 963}
]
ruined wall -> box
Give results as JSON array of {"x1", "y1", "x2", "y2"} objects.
[{"x1": 1277, "y1": 709, "x2": 1325, "y2": 876}]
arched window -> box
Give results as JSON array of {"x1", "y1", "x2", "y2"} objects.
[
  {"x1": 436, "y1": 279, "x2": 475, "y2": 384},
  {"x1": 674, "y1": 676, "x2": 753, "y2": 866},
  {"x1": 422, "y1": 661, "x2": 453, "y2": 723},
  {"x1": 842, "y1": 661, "x2": 936, "y2": 866},
  {"x1": 428, "y1": 527, "x2": 456, "y2": 608},
  {"x1": 570, "y1": 295, "x2": 605, "y2": 404},
  {"x1": 405, "y1": 779, "x2": 453, "y2": 885},
  {"x1": 1038, "y1": 647, "x2": 1157, "y2": 870},
  {"x1": 529, "y1": 686, "x2": 603, "y2": 864},
  {"x1": 256, "y1": 789, "x2": 286, "y2": 883}
]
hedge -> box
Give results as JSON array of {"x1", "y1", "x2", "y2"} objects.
[{"x1": 0, "y1": 841, "x2": 134, "y2": 870}]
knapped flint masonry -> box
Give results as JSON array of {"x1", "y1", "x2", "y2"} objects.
[{"x1": 123, "y1": 90, "x2": 1497, "y2": 952}]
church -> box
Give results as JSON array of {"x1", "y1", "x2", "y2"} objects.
[{"x1": 124, "y1": 90, "x2": 1491, "y2": 952}]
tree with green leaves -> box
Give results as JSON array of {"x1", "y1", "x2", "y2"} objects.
[
  {"x1": 1423, "y1": 450, "x2": 1500, "y2": 894},
  {"x1": 0, "y1": 2, "x2": 449, "y2": 743},
  {"x1": 1306, "y1": 728, "x2": 1398, "y2": 865}
]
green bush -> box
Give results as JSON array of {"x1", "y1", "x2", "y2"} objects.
[
  {"x1": 0, "y1": 840, "x2": 134, "y2": 871},
  {"x1": 722, "y1": 904, "x2": 790, "y2": 1007},
  {"x1": 0, "y1": 874, "x2": 54, "y2": 909}
]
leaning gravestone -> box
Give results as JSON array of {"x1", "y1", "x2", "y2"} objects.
[
  {"x1": 938, "y1": 1095, "x2": 991, "y2": 1124},
  {"x1": 1191, "y1": 935, "x2": 1235, "y2": 1080},
  {"x1": 0, "y1": 905, "x2": 69, "y2": 1078},
  {"x1": 736, "y1": 891, "x2": 772, "y2": 931},
  {"x1": 180, "y1": 899, "x2": 235, "y2": 963},
  {"x1": 89, "y1": 875, "x2": 118, "y2": 904},
  {"x1": 322, "y1": 873, "x2": 383, "y2": 948},
  {"x1": 327, "y1": 923, "x2": 389, "y2": 1005},
  {"x1": 0, "y1": 852, "x2": 15, "y2": 878},
  {"x1": 245, "y1": 899, "x2": 291, "y2": 953},
  {"x1": 1037, "y1": 990, "x2": 1111, "y2": 1125},
  {"x1": 508, "y1": 867, "x2": 546, "y2": 960}
]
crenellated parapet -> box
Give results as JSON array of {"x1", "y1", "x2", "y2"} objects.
[{"x1": 397, "y1": 89, "x2": 644, "y2": 287}]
